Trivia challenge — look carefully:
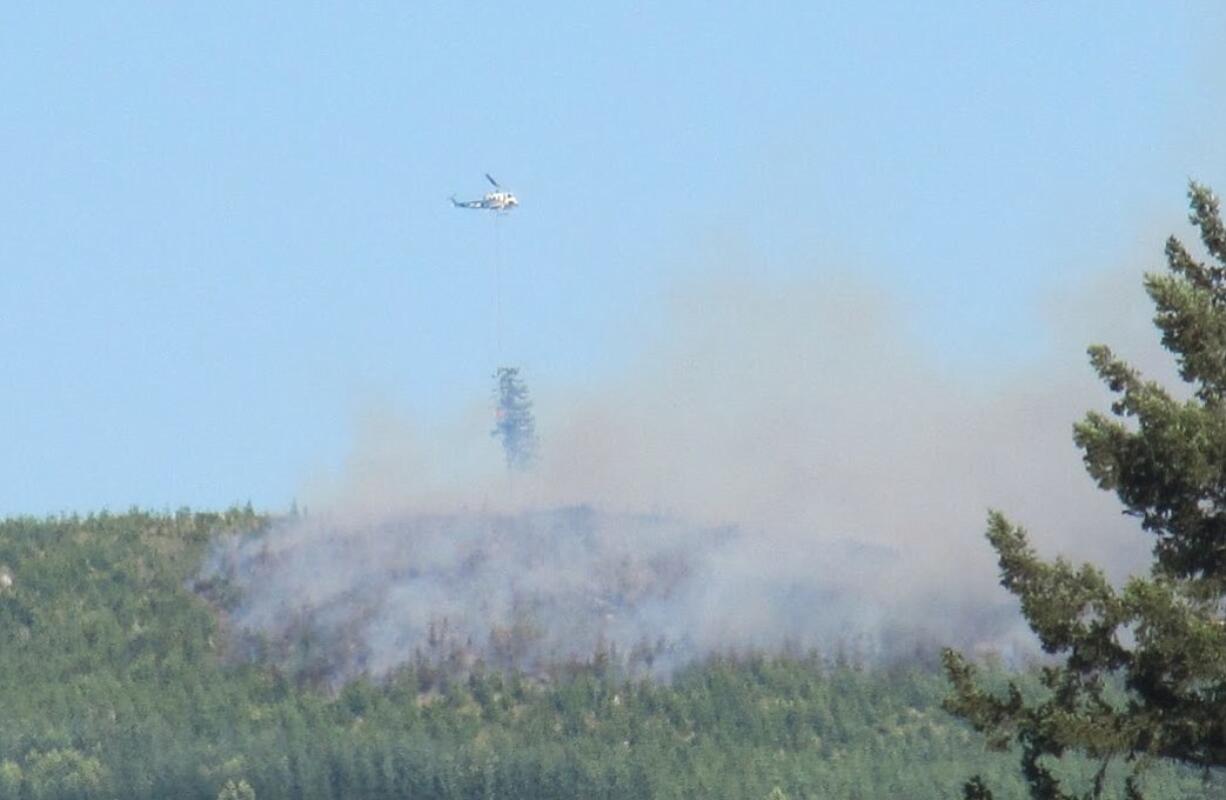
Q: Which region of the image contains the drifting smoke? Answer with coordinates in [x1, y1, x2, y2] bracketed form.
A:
[203, 506, 1000, 683]
[201, 266, 1180, 684]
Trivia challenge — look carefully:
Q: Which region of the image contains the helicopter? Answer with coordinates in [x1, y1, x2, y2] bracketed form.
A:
[451, 174, 519, 213]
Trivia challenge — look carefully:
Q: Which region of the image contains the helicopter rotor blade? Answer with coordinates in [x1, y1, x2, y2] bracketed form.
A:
[485, 173, 500, 188]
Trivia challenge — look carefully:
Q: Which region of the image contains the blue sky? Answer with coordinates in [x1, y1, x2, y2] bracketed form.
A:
[3, 4, 1225, 514]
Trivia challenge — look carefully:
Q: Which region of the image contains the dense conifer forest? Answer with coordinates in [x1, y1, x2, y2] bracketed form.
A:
[0, 511, 1215, 799]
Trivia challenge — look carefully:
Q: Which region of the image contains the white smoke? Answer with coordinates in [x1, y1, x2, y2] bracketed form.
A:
[202, 265, 1179, 682]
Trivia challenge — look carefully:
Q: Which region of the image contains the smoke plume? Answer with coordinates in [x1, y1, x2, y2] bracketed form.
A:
[202, 266, 1179, 683]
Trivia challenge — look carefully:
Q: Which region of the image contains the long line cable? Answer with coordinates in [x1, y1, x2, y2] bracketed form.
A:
[493, 213, 504, 361]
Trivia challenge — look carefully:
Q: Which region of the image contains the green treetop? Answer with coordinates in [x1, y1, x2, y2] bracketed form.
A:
[944, 183, 1226, 800]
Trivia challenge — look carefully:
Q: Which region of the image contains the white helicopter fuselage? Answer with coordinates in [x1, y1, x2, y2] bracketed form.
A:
[483, 191, 518, 211]
[452, 175, 519, 212]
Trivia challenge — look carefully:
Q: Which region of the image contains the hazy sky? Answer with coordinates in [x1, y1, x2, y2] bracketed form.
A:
[4, 4, 1226, 514]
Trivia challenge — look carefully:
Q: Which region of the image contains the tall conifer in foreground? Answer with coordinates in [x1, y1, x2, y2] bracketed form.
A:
[944, 183, 1226, 799]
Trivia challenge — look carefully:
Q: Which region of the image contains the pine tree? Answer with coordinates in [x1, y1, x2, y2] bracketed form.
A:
[944, 183, 1226, 799]
[217, 778, 256, 800]
[492, 366, 538, 471]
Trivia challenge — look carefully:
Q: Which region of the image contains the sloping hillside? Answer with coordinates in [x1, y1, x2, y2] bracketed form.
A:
[0, 511, 1214, 800]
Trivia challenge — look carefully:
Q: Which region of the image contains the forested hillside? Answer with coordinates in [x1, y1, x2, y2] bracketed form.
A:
[0, 511, 1214, 799]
